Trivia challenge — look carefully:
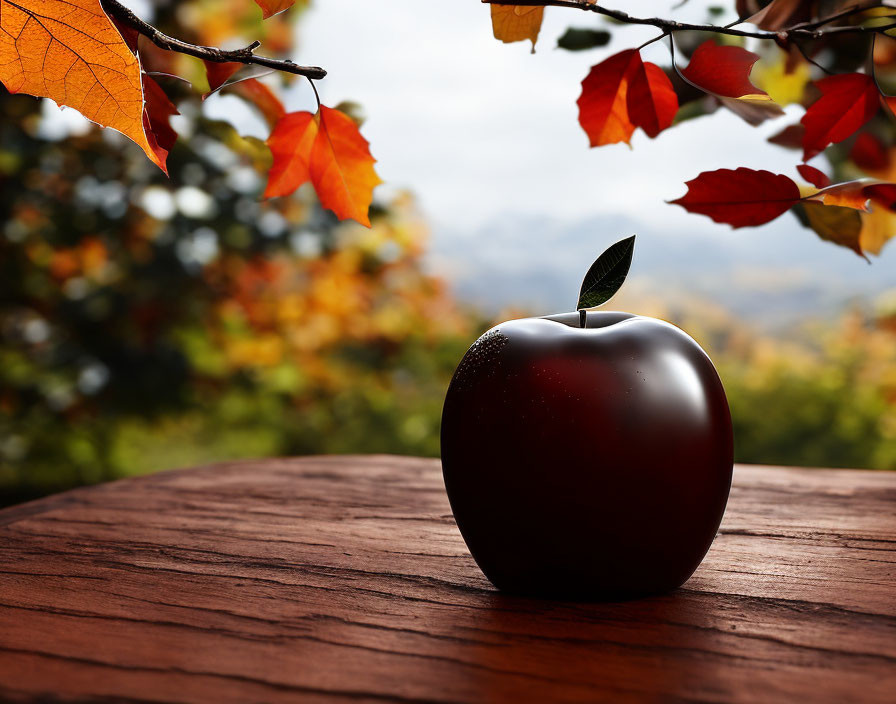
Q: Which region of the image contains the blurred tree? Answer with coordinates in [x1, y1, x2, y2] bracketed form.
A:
[0, 0, 473, 503]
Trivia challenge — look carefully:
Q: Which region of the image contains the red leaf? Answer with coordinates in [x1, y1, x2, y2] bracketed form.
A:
[141, 74, 179, 176]
[740, 0, 811, 30]
[204, 61, 242, 94]
[578, 50, 638, 147]
[224, 79, 286, 130]
[578, 49, 678, 146]
[865, 183, 896, 211]
[626, 61, 678, 138]
[109, 15, 139, 53]
[801, 73, 879, 161]
[850, 133, 891, 173]
[768, 123, 804, 149]
[265, 106, 382, 226]
[797, 164, 830, 188]
[670, 168, 801, 227]
[681, 40, 767, 98]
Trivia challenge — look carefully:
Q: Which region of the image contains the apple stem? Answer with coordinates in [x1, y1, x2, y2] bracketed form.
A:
[579, 309, 587, 328]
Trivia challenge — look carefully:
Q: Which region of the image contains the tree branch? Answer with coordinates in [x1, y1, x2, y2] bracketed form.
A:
[482, 0, 895, 42]
[101, 0, 326, 80]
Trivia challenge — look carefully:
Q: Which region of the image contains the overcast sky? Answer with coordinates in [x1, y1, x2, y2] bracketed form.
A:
[279, 0, 805, 232]
[47, 0, 895, 291]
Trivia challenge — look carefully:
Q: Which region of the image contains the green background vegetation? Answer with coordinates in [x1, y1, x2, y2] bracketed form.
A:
[2, 0, 895, 507]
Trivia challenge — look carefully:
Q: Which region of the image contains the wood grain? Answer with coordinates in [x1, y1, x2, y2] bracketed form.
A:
[0, 456, 894, 703]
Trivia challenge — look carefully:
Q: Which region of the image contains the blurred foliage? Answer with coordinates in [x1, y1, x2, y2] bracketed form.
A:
[1, 0, 894, 508]
[0, 84, 473, 505]
[621, 292, 896, 472]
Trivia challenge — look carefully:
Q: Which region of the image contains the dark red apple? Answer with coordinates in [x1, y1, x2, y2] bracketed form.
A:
[440, 237, 733, 600]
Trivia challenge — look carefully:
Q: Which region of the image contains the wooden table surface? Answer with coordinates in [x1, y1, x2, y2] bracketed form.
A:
[0, 456, 894, 703]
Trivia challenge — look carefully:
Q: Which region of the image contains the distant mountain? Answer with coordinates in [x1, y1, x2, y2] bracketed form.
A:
[427, 212, 895, 330]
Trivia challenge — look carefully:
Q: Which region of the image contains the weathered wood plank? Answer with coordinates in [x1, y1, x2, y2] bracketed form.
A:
[0, 456, 894, 703]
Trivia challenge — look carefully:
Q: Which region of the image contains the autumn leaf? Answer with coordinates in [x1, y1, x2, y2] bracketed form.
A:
[142, 75, 179, 174]
[254, 0, 295, 20]
[490, 5, 544, 48]
[752, 51, 810, 106]
[738, 0, 812, 30]
[801, 73, 880, 162]
[578, 50, 637, 147]
[109, 14, 139, 52]
[626, 60, 678, 138]
[797, 164, 831, 188]
[768, 123, 805, 149]
[850, 133, 891, 174]
[204, 61, 242, 94]
[265, 105, 382, 226]
[0, 0, 163, 170]
[680, 40, 782, 125]
[799, 202, 867, 259]
[859, 206, 896, 255]
[670, 168, 801, 227]
[578, 49, 677, 146]
[681, 40, 767, 99]
[865, 183, 896, 211]
[806, 179, 896, 212]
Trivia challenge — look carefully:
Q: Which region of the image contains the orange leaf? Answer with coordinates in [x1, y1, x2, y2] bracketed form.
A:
[224, 78, 286, 130]
[142, 74, 179, 175]
[801, 73, 879, 162]
[578, 49, 677, 146]
[0, 0, 162, 170]
[670, 168, 801, 227]
[681, 40, 767, 99]
[266, 111, 315, 197]
[254, 0, 295, 20]
[806, 179, 896, 212]
[810, 182, 873, 211]
[265, 106, 382, 227]
[626, 60, 678, 139]
[797, 164, 830, 188]
[490, 5, 544, 48]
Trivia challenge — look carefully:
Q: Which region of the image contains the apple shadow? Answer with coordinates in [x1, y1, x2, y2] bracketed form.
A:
[451, 587, 733, 702]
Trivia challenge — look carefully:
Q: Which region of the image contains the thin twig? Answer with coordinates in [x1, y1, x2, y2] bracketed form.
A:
[101, 0, 326, 80]
[482, 0, 893, 42]
[795, 42, 834, 75]
[789, 3, 882, 31]
[307, 77, 322, 110]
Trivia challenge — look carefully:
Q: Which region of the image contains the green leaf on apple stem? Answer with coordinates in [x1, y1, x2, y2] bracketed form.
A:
[576, 235, 636, 310]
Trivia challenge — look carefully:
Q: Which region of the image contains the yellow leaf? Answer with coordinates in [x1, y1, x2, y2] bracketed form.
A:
[490, 5, 544, 48]
[0, 0, 162, 170]
[753, 55, 811, 106]
[860, 207, 896, 255]
[802, 202, 866, 258]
